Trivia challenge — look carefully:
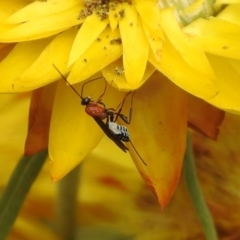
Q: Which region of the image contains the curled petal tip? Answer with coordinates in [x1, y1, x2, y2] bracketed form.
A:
[140, 173, 179, 209]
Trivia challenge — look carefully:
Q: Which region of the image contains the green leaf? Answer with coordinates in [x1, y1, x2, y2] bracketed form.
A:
[0, 149, 48, 239]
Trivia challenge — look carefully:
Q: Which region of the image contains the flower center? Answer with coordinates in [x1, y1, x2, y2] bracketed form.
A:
[79, 0, 131, 20]
[157, 0, 224, 26]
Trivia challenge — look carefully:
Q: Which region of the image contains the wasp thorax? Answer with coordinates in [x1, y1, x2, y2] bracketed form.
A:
[81, 97, 91, 105]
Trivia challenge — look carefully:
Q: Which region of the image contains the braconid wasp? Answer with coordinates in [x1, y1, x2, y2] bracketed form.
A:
[53, 64, 147, 165]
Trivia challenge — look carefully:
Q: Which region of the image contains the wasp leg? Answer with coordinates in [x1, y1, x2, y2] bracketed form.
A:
[115, 91, 134, 124]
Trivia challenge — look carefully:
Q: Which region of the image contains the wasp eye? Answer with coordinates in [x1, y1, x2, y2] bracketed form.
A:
[81, 97, 91, 105]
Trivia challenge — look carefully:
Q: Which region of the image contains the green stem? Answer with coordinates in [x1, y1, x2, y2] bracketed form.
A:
[56, 165, 81, 240]
[0, 149, 48, 239]
[184, 134, 218, 240]
[0, 155, 30, 214]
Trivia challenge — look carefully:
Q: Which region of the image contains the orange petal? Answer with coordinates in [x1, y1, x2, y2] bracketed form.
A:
[25, 83, 57, 156]
[0, 43, 15, 61]
[188, 95, 225, 140]
[123, 72, 188, 209]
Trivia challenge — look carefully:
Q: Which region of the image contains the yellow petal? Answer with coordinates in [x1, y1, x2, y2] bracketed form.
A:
[206, 55, 240, 113]
[0, 38, 53, 93]
[15, 28, 78, 89]
[109, 4, 122, 31]
[6, 0, 81, 24]
[183, 17, 240, 59]
[159, 7, 216, 80]
[25, 83, 57, 156]
[68, 13, 109, 67]
[0, 5, 82, 42]
[215, 0, 240, 5]
[68, 27, 122, 83]
[102, 58, 155, 90]
[0, 1, 31, 34]
[217, 4, 240, 26]
[149, 39, 218, 100]
[188, 95, 225, 140]
[134, 0, 165, 39]
[142, 21, 162, 62]
[49, 78, 125, 180]
[119, 3, 149, 87]
[0, 1, 30, 21]
[123, 72, 188, 208]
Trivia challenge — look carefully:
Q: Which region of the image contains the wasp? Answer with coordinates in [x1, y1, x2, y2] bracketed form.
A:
[106, 92, 147, 165]
[53, 65, 147, 165]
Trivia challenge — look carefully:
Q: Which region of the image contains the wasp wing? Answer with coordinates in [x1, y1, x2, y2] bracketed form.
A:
[93, 117, 129, 152]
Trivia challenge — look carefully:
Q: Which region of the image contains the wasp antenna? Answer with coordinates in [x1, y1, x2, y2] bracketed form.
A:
[52, 64, 82, 99]
[129, 140, 147, 166]
[96, 78, 107, 102]
[81, 76, 106, 100]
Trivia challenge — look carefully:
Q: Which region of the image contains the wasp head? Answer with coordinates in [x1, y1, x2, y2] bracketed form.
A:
[81, 96, 91, 105]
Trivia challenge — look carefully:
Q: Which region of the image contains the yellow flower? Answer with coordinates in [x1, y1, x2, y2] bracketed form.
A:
[0, 0, 238, 208]
[2, 97, 240, 239]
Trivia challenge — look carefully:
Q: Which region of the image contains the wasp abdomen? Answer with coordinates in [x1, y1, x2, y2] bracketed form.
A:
[107, 122, 130, 142]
